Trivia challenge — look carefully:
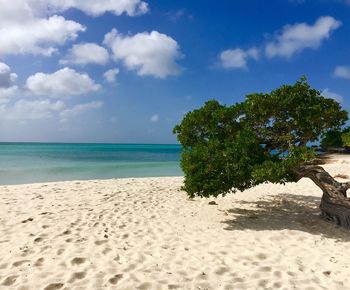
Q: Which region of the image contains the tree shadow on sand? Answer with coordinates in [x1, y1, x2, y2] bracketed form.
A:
[221, 193, 350, 241]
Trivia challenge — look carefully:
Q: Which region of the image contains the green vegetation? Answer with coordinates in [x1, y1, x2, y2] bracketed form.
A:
[174, 77, 350, 229]
[321, 128, 350, 149]
[342, 131, 350, 148]
[321, 130, 343, 149]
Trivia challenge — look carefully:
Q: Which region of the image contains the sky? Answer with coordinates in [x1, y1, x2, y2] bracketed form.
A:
[0, 0, 350, 143]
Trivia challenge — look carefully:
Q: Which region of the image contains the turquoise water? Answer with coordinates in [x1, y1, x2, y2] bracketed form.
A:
[0, 143, 183, 185]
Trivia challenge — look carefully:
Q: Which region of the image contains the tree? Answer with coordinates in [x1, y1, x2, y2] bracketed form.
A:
[321, 127, 350, 149]
[321, 130, 343, 149]
[342, 132, 350, 148]
[174, 77, 350, 229]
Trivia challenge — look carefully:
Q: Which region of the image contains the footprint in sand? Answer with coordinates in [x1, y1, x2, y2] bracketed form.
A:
[273, 282, 282, 288]
[34, 258, 44, 267]
[109, 274, 123, 285]
[2, 275, 18, 286]
[0, 263, 8, 269]
[259, 265, 272, 272]
[43, 283, 64, 290]
[168, 285, 181, 289]
[56, 249, 65, 256]
[102, 247, 112, 255]
[94, 240, 108, 246]
[256, 253, 268, 260]
[137, 282, 153, 289]
[69, 272, 86, 283]
[61, 230, 71, 235]
[273, 271, 282, 278]
[12, 260, 30, 267]
[71, 257, 86, 266]
[214, 267, 229, 275]
[34, 237, 43, 243]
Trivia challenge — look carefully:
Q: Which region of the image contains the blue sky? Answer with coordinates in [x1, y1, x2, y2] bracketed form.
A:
[0, 0, 350, 143]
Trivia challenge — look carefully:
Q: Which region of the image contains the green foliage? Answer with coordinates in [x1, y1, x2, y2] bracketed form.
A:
[174, 77, 348, 198]
[320, 127, 350, 149]
[342, 131, 350, 148]
[321, 130, 343, 149]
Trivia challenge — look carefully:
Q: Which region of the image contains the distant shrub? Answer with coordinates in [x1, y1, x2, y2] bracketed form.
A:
[321, 130, 343, 149]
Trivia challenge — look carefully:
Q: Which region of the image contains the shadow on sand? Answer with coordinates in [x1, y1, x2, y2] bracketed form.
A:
[222, 193, 350, 241]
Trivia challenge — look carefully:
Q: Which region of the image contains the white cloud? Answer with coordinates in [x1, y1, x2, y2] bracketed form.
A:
[333, 66, 350, 79]
[0, 0, 148, 57]
[60, 101, 103, 122]
[0, 87, 19, 101]
[0, 99, 65, 121]
[0, 63, 18, 100]
[104, 68, 120, 83]
[219, 48, 259, 69]
[0, 0, 148, 21]
[322, 88, 343, 103]
[25, 67, 100, 97]
[60, 43, 109, 65]
[47, 0, 149, 17]
[0, 0, 85, 56]
[0, 63, 18, 88]
[104, 28, 183, 78]
[266, 16, 341, 58]
[0, 98, 102, 122]
[150, 114, 159, 122]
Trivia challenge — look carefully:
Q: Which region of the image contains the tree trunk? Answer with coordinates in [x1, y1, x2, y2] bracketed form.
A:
[295, 165, 350, 229]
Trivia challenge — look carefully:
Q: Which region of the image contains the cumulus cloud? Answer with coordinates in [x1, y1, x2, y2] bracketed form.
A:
[219, 48, 259, 69]
[104, 28, 183, 78]
[25, 67, 100, 97]
[0, 0, 85, 56]
[103, 68, 119, 83]
[59, 101, 103, 122]
[0, 63, 18, 88]
[60, 43, 109, 66]
[0, 0, 148, 56]
[266, 16, 341, 58]
[0, 63, 18, 100]
[150, 114, 159, 122]
[0, 99, 65, 121]
[322, 88, 343, 103]
[0, 98, 103, 122]
[104, 68, 120, 83]
[0, 0, 149, 20]
[333, 66, 350, 79]
[0, 87, 19, 102]
[46, 0, 149, 17]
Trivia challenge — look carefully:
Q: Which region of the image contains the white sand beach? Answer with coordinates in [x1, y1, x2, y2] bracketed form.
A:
[1, 155, 350, 290]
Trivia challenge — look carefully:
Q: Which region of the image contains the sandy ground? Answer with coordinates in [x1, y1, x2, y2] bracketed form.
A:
[1, 155, 350, 289]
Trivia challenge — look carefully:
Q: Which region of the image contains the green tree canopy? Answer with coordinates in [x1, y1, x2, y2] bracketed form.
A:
[174, 78, 348, 198]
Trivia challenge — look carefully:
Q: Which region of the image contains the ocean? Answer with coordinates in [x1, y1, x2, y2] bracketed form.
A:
[0, 143, 183, 185]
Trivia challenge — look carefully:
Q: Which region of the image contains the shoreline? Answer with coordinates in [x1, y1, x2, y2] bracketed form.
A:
[0, 174, 184, 187]
[1, 155, 350, 289]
